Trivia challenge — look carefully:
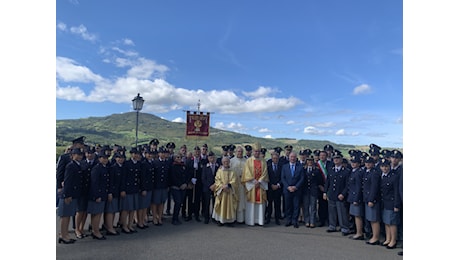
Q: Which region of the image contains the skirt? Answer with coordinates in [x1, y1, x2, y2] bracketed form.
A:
[139, 191, 153, 209]
[57, 198, 78, 217]
[382, 209, 400, 225]
[104, 198, 120, 213]
[119, 194, 138, 211]
[87, 200, 105, 214]
[349, 203, 364, 217]
[365, 202, 381, 222]
[152, 188, 168, 204]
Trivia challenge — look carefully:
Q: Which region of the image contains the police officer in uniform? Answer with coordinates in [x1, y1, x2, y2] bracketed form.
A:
[119, 147, 142, 234]
[323, 151, 352, 235]
[152, 146, 171, 225]
[244, 145, 253, 159]
[87, 149, 111, 240]
[57, 148, 84, 244]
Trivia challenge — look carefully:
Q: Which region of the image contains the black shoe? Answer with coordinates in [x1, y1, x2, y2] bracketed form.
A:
[285, 222, 292, 227]
[275, 220, 281, 225]
[58, 238, 75, 244]
[264, 219, 270, 225]
[91, 233, 106, 240]
[185, 216, 192, 221]
[195, 217, 201, 222]
[75, 233, 85, 239]
[226, 223, 234, 227]
[293, 223, 299, 228]
[349, 235, 364, 240]
[326, 229, 338, 233]
[136, 224, 146, 230]
[106, 231, 120, 236]
[386, 244, 397, 249]
[397, 251, 403, 256]
[366, 240, 380, 245]
[121, 229, 132, 234]
[204, 219, 210, 224]
[342, 231, 352, 236]
[172, 220, 182, 225]
[218, 222, 224, 226]
[318, 221, 325, 227]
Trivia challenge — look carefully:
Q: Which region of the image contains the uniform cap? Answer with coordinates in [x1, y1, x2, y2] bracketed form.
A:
[369, 143, 382, 151]
[364, 156, 375, 163]
[369, 147, 381, 156]
[208, 151, 215, 157]
[221, 145, 229, 151]
[390, 150, 403, 159]
[324, 144, 334, 151]
[272, 147, 282, 154]
[166, 142, 176, 149]
[149, 138, 160, 145]
[85, 146, 96, 154]
[350, 156, 361, 163]
[380, 158, 391, 166]
[228, 144, 236, 151]
[284, 145, 293, 150]
[261, 148, 267, 154]
[129, 147, 141, 154]
[158, 146, 167, 153]
[71, 148, 83, 155]
[245, 145, 253, 151]
[332, 151, 343, 158]
[313, 149, 321, 156]
[72, 136, 86, 144]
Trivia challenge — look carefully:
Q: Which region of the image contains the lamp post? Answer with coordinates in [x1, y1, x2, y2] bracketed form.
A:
[132, 93, 144, 147]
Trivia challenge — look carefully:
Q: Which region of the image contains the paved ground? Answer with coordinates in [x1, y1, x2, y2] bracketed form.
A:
[56, 212, 402, 260]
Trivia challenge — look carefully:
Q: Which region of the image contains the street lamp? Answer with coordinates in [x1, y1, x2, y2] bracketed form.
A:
[132, 93, 144, 147]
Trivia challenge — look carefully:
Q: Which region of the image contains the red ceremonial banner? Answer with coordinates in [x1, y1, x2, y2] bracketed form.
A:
[186, 111, 210, 139]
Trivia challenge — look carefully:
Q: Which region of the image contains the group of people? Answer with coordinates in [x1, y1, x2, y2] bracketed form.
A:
[56, 136, 403, 256]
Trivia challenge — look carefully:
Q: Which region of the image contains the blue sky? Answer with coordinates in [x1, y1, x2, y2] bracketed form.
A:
[56, 0, 403, 148]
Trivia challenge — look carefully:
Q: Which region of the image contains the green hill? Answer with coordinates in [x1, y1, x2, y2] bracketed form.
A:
[56, 112, 379, 159]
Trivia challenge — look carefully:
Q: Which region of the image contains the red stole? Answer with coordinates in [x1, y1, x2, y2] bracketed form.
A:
[254, 159, 262, 203]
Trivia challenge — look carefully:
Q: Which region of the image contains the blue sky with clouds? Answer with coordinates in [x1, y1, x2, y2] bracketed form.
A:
[56, 0, 402, 148]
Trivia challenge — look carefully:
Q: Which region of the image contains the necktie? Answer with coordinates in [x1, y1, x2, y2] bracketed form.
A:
[291, 165, 295, 176]
[273, 164, 277, 172]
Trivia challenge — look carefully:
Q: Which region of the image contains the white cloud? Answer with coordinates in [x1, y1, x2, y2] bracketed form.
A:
[123, 38, 135, 46]
[214, 122, 245, 132]
[353, 84, 372, 95]
[69, 24, 97, 42]
[303, 126, 325, 135]
[264, 135, 273, 139]
[57, 22, 67, 31]
[171, 117, 184, 123]
[336, 129, 345, 135]
[258, 128, 271, 133]
[243, 86, 276, 98]
[127, 58, 169, 79]
[56, 55, 302, 114]
[286, 120, 295, 125]
[56, 57, 104, 83]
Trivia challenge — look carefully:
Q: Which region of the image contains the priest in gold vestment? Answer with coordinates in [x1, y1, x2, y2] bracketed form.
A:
[241, 143, 269, 226]
[212, 156, 239, 225]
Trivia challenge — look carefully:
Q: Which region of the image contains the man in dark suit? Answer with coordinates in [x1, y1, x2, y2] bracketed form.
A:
[317, 150, 333, 227]
[201, 151, 219, 224]
[265, 151, 282, 225]
[281, 151, 305, 228]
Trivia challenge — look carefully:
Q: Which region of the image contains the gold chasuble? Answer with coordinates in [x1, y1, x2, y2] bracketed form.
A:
[213, 167, 239, 223]
[242, 157, 269, 204]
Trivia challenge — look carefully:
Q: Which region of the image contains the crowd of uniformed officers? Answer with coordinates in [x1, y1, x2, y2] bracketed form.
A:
[56, 136, 403, 255]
